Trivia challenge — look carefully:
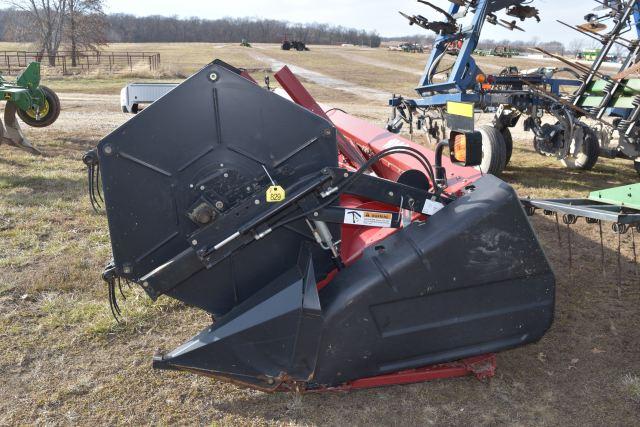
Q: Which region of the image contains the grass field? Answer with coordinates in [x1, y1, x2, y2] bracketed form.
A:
[1, 43, 639, 425]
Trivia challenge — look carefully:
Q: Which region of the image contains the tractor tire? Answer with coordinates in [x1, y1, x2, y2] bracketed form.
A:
[17, 86, 61, 128]
[560, 126, 599, 170]
[634, 161, 640, 176]
[500, 127, 514, 167]
[477, 125, 507, 176]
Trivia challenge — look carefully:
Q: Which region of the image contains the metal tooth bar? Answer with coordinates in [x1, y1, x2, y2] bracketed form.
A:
[624, 95, 640, 136]
[524, 199, 640, 224]
[599, 220, 606, 278]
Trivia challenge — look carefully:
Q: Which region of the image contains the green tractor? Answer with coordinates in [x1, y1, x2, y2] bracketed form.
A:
[0, 62, 61, 155]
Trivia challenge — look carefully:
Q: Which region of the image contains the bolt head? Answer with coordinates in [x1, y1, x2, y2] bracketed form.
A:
[191, 239, 198, 246]
[388, 191, 394, 197]
[103, 145, 113, 155]
[255, 200, 260, 205]
[215, 201, 224, 210]
[142, 281, 149, 288]
[200, 186, 205, 191]
[209, 72, 218, 82]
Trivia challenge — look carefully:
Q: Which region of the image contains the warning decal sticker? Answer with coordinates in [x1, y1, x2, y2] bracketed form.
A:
[344, 210, 393, 228]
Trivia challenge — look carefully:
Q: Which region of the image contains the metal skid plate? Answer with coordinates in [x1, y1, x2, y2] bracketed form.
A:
[154, 248, 323, 391]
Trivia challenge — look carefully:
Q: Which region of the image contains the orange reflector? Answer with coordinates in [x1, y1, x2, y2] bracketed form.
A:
[453, 133, 467, 163]
[476, 74, 486, 84]
[449, 131, 483, 167]
[481, 83, 492, 90]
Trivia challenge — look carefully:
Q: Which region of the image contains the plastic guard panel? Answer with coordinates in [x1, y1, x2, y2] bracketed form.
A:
[313, 175, 555, 387]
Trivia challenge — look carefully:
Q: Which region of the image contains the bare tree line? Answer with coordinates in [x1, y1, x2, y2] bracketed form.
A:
[0, 7, 382, 50]
[105, 14, 381, 47]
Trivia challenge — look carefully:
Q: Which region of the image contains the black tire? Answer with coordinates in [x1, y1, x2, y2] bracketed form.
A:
[560, 125, 599, 170]
[500, 127, 514, 167]
[477, 125, 507, 176]
[131, 104, 140, 114]
[635, 161, 640, 176]
[17, 86, 61, 128]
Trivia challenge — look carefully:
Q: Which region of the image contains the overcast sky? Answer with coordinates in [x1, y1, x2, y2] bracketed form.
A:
[104, 0, 590, 42]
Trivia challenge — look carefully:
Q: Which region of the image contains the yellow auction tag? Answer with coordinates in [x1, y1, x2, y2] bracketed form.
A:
[266, 186, 286, 203]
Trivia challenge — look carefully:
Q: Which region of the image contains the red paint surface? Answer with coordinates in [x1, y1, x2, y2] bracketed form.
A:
[327, 110, 482, 192]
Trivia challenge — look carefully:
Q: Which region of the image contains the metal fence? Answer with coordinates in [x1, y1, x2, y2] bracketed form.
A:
[0, 51, 162, 75]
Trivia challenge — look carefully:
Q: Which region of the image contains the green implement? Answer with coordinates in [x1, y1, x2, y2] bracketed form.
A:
[0, 62, 61, 155]
[589, 183, 640, 211]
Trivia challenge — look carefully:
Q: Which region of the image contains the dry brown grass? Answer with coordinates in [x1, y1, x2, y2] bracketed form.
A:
[1, 43, 639, 426]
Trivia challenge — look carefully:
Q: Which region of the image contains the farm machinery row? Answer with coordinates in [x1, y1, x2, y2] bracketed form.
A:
[392, 0, 640, 176]
[396, 0, 640, 290]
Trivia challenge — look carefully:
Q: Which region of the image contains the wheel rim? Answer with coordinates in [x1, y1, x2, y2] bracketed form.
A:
[560, 126, 597, 169]
[24, 99, 50, 120]
[567, 127, 587, 165]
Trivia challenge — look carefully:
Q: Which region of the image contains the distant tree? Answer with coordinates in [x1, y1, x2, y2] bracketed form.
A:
[539, 41, 564, 55]
[3, 0, 67, 65]
[569, 38, 585, 55]
[66, 0, 106, 66]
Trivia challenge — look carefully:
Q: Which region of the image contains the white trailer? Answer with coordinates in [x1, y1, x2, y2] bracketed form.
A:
[120, 83, 179, 114]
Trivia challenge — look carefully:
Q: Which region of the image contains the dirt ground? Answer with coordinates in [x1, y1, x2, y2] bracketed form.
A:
[1, 43, 639, 426]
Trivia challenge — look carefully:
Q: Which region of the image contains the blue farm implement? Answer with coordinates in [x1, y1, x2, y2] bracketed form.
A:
[390, 0, 640, 176]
